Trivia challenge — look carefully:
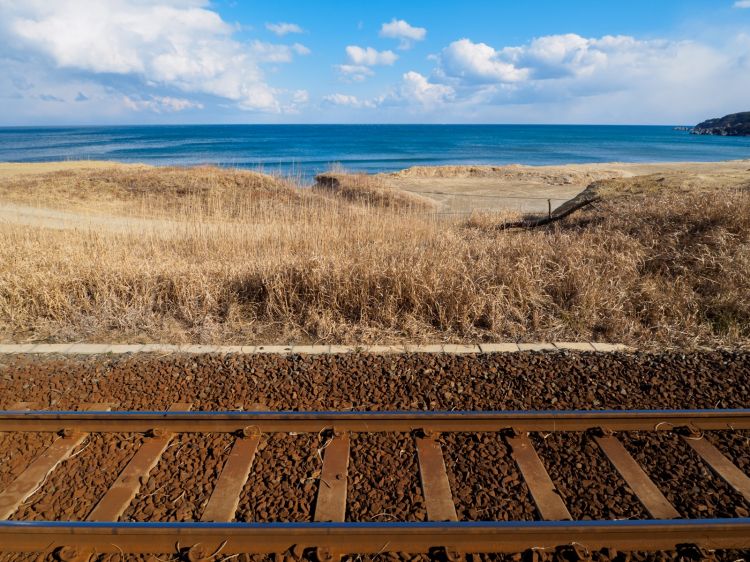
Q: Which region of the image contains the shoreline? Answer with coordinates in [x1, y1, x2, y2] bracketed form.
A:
[2, 158, 749, 214]
[1, 156, 749, 171]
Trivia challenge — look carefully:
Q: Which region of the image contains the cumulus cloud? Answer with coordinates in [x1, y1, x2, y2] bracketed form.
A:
[265, 22, 303, 36]
[345, 45, 398, 66]
[437, 39, 529, 84]
[434, 34, 725, 89]
[323, 93, 374, 108]
[385, 71, 454, 106]
[250, 41, 310, 63]
[292, 90, 309, 104]
[0, 0, 308, 113]
[379, 19, 426, 50]
[336, 64, 375, 82]
[123, 95, 203, 113]
[425, 32, 750, 123]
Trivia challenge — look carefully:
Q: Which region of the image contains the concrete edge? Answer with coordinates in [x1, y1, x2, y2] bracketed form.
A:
[0, 342, 632, 355]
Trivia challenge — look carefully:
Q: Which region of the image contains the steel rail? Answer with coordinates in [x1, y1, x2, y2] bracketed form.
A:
[3, 519, 750, 554]
[1, 408, 749, 433]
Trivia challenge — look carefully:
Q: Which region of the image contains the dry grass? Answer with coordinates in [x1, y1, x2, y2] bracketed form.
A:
[0, 166, 308, 219]
[314, 170, 438, 211]
[1, 166, 748, 348]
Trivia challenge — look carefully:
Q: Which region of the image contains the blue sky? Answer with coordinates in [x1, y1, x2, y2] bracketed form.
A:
[1, 0, 749, 125]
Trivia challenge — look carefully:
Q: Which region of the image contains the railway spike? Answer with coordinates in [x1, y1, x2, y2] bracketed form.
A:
[445, 546, 462, 562]
[184, 546, 210, 562]
[429, 546, 463, 562]
[291, 544, 306, 560]
[675, 424, 702, 438]
[315, 546, 342, 562]
[595, 426, 614, 437]
[239, 425, 261, 438]
[676, 543, 713, 560]
[54, 546, 93, 562]
[182, 542, 227, 562]
[59, 428, 75, 439]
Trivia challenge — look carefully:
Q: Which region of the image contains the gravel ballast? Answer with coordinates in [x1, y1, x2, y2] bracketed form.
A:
[0, 351, 747, 412]
[1, 350, 749, 561]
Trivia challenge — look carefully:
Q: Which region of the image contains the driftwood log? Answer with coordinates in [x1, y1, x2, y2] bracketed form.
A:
[498, 188, 600, 230]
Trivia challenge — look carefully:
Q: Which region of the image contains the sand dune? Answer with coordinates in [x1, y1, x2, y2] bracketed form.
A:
[379, 159, 750, 213]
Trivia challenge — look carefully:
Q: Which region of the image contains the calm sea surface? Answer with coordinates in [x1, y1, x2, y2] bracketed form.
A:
[1, 125, 749, 179]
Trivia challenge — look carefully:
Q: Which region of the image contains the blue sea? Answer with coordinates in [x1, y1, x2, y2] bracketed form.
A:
[1, 125, 749, 179]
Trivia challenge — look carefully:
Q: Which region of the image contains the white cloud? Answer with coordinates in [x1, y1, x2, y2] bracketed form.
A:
[265, 22, 303, 36]
[335, 64, 375, 82]
[292, 90, 309, 104]
[734, 1, 750, 7]
[436, 34, 726, 89]
[250, 41, 310, 63]
[322, 93, 374, 108]
[437, 39, 529, 84]
[379, 72, 454, 108]
[424, 32, 750, 123]
[373, 71, 456, 112]
[345, 45, 398, 66]
[123, 95, 203, 113]
[279, 89, 309, 114]
[324, 73, 452, 112]
[379, 19, 426, 50]
[0, 0, 309, 113]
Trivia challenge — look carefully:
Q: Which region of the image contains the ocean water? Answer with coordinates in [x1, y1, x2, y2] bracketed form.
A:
[1, 124, 749, 179]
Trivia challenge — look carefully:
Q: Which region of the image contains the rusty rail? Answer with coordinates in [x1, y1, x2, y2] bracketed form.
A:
[1, 408, 749, 433]
[1, 407, 750, 558]
[2, 519, 750, 555]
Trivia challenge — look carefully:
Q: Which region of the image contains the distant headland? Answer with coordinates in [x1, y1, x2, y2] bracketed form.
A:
[690, 111, 750, 136]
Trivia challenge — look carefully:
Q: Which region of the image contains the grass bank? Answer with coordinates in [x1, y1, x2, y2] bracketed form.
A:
[1, 164, 748, 348]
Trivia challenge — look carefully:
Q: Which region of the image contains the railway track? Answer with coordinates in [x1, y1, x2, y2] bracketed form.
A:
[1, 406, 750, 560]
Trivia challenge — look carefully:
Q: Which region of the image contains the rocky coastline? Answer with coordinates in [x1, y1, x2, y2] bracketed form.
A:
[691, 111, 750, 136]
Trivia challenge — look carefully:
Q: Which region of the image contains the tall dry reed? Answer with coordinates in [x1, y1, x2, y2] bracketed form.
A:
[0, 167, 748, 348]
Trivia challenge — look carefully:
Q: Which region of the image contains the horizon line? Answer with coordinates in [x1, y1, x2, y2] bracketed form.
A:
[0, 122, 693, 129]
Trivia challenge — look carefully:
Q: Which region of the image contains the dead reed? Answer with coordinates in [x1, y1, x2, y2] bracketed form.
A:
[0, 166, 748, 348]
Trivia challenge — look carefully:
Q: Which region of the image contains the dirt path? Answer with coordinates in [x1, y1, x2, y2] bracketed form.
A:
[0, 160, 150, 179]
[0, 201, 174, 233]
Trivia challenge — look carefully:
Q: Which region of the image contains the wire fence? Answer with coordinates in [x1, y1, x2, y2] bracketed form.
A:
[399, 188, 572, 202]
[396, 189, 576, 219]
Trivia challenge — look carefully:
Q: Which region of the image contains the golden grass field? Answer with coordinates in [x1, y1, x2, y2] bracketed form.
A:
[0, 161, 748, 348]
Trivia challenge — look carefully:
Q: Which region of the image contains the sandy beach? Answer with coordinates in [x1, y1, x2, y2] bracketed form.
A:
[378, 159, 750, 213]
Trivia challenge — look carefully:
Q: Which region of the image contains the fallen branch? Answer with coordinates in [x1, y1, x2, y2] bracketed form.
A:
[498, 194, 600, 230]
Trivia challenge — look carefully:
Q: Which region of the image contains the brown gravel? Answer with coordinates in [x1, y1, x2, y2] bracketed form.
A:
[531, 432, 649, 521]
[122, 433, 233, 521]
[621, 431, 750, 519]
[347, 433, 426, 521]
[708, 429, 750, 489]
[0, 432, 55, 491]
[2, 351, 750, 561]
[442, 432, 536, 521]
[0, 555, 178, 562]
[236, 433, 323, 522]
[11, 433, 142, 521]
[0, 351, 747, 412]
